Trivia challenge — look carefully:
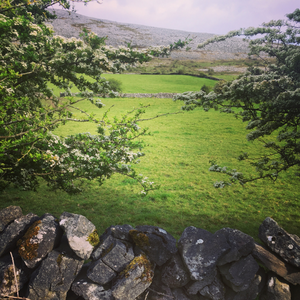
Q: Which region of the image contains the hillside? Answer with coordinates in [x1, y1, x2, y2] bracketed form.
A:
[46, 9, 250, 61]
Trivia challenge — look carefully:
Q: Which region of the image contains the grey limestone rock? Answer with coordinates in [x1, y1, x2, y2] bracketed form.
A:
[101, 239, 134, 272]
[72, 279, 113, 300]
[146, 266, 175, 300]
[130, 225, 177, 266]
[101, 224, 134, 242]
[185, 268, 217, 295]
[112, 254, 154, 300]
[252, 242, 300, 285]
[87, 259, 117, 285]
[0, 206, 23, 232]
[91, 234, 116, 261]
[225, 267, 266, 300]
[218, 254, 259, 292]
[178, 226, 230, 281]
[0, 213, 39, 257]
[18, 213, 63, 269]
[259, 217, 300, 268]
[161, 252, 190, 288]
[215, 228, 255, 266]
[260, 273, 291, 300]
[147, 283, 173, 300]
[59, 212, 97, 260]
[171, 288, 201, 300]
[27, 240, 84, 300]
[199, 275, 226, 300]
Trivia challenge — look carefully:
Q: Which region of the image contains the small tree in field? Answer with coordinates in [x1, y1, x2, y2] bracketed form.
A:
[0, 0, 184, 194]
[174, 9, 300, 187]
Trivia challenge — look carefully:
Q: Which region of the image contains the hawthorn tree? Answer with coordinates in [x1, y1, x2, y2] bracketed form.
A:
[174, 9, 300, 187]
[0, 0, 184, 194]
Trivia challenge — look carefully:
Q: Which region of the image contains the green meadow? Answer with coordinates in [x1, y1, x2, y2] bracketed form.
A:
[1, 73, 299, 241]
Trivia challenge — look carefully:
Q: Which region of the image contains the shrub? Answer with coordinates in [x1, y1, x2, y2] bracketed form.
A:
[107, 78, 123, 93]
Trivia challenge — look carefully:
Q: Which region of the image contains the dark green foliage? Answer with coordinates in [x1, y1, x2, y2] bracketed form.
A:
[200, 84, 211, 94]
[107, 78, 123, 93]
[174, 8, 300, 187]
[0, 0, 175, 194]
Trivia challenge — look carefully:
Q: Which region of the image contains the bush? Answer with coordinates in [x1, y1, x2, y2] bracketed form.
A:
[200, 84, 211, 94]
[107, 78, 123, 93]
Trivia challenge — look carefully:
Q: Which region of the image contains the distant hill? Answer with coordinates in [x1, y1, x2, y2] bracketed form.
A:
[46, 9, 250, 60]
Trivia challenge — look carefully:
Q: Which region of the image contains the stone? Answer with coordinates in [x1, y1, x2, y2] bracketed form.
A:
[91, 234, 116, 261]
[146, 266, 175, 300]
[252, 243, 300, 285]
[0, 206, 23, 232]
[129, 225, 177, 266]
[260, 273, 291, 300]
[161, 252, 190, 288]
[199, 275, 226, 300]
[147, 283, 173, 300]
[101, 224, 134, 242]
[0, 213, 39, 257]
[101, 239, 134, 272]
[224, 268, 266, 300]
[218, 254, 259, 292]
[178, 226, 230, 281]
[185, 268, 216, 295]
[59, 212, 98, 260]
[27, 236, 84, 300]
[17, 213, 63, 269]
[91, 234, 134, 274]
[112, 254, 154, 300]
[215, 228, 255, 265]
[259, 217, 300, 268]
[87, 259, 117, 285]
[0, 251, 31, 296]
[71, 279, 113, 300]
[171, 288, 200, 300]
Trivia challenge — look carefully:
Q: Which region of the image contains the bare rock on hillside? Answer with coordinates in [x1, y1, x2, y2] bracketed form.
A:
[46, 9, 250, 61]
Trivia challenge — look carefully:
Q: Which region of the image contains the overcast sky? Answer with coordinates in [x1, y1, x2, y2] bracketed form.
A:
[67, 0, 299, 34]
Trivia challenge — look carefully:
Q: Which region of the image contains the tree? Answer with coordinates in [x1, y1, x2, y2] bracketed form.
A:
[173, 9, 300, 187]
[0, 0, 183, 194]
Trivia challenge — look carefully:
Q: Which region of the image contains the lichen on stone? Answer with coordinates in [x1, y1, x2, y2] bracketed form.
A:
[120, 254, 153, 283]
[17, 220, 41, 260]
[87, 229, 100, 247]
[0, 265, 20, 295]
[129, 230, 150, 249]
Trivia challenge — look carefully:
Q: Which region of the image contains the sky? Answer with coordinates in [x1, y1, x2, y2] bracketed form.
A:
[66, 0, 300, 35]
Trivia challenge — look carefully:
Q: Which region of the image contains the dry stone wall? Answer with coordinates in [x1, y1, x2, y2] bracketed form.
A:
[0, 206, 300, 300]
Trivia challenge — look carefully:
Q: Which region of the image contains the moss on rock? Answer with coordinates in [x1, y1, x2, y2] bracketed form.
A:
[17, 220, 41, 261]
[129, 230, 150, 249]
[87, 229, 100, 247]
[120, 254, 153, 283]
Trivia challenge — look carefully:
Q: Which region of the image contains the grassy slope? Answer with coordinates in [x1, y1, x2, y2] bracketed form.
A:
[1, 73, 299, 241]
[102, 74, 216, 93]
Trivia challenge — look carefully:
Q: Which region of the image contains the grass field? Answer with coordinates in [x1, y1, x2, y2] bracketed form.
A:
[1, 72, 299, 242]
[102, 74, 217, 93]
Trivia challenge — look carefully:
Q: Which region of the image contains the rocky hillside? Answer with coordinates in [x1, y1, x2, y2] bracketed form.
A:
[46, 9, 250, 61]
